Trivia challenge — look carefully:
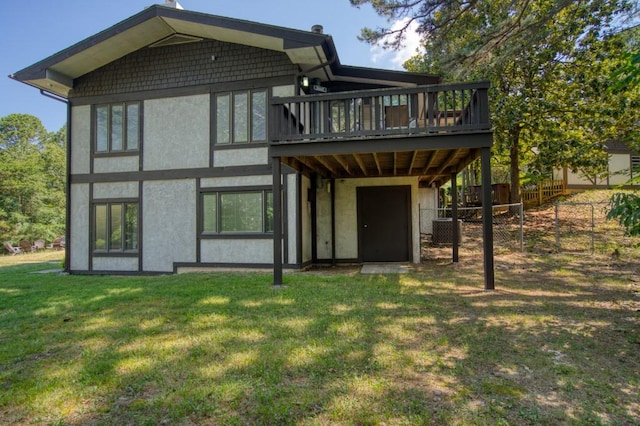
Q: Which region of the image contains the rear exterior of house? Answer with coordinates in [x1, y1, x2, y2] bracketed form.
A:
[11, 4, 495, 285]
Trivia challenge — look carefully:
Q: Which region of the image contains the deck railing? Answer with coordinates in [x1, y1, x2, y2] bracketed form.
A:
[270, 81, 491, 143]
[521, 179, 566, 206]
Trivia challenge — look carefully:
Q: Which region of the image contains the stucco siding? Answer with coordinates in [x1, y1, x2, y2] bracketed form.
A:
[92, 257, 138, 272]
[272, 85, 295, 97]
[200, 239, 272, 264]
[93, 181, 139, 199]
[93, 156, 139, 173]
[609, 153, 631, 185]
[213, 147, 268, 167]
[317, 177, 420, 263]
[143, 95, 210, 171]
[316, 181, 332, 259]
[143, 180, 196, 272]
[70, 184, 90, 271]
[200, 175, 271, 188]
[567, 170, 606, 186]
[70, 105, 91, 175]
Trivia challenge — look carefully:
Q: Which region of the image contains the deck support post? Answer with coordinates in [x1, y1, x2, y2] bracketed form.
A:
[481, 147, 495, 290]
[330, 178, 336, 266]
[451, 171, 459, 264]
[272, 157, 283, 286]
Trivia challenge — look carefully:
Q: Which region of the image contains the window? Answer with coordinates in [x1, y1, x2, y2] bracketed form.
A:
[633, 156, 640, 180]
[215, 90, 267, 144]
[94, 202, 139, 252]
[95, 102, 140, 153]
[202, 190, 273, 234]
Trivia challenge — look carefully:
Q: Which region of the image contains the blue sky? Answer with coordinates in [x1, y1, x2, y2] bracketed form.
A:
[1, 0, 422, 132]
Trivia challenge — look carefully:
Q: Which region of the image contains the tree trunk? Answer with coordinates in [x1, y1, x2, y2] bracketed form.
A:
[509, 127, 521, 204]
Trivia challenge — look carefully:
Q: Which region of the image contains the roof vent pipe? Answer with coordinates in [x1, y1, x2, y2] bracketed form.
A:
[164, 0, 184, 9]
[311, 25, 324, 34]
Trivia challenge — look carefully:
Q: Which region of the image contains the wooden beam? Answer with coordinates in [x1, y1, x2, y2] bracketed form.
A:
[428, 149, 460, 185]
[270, 131, 493, 158]
[393, 152, 398, 176]
[297, 156, 331, 178]
[373, 152, 382, 175]
[332, 154, 352, 176]
[314, 156, 338, 175]
[353, 153, 368, 176]
[454, 148, 481, 174]
[281, 157, 313, 178]
[421, 150, 438, 175]
[408, 150, 418, 175]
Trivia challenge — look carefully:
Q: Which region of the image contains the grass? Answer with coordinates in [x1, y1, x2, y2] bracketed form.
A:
[1, 248, 638, 425]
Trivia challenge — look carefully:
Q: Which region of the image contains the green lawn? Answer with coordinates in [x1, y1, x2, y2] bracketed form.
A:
[0, 251, 638, 425]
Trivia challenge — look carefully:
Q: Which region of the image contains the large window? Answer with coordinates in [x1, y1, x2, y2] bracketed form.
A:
[202, 190, 273, 234]
[215, 90, 267, 144]
[94, 202, 139, 253]
[95, 102, 140, 153]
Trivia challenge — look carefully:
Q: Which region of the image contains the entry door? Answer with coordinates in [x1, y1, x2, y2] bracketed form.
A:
[357, 185, 411, 262]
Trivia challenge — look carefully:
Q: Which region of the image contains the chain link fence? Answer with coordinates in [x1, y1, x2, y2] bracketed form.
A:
[554, 201, 615, 254]
[421, 196, 634, 260]
[420, 203, 523, 260]
[521, 196, 632, 256]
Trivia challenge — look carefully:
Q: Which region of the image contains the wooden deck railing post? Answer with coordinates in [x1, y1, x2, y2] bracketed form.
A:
[538, 181, 543, 206]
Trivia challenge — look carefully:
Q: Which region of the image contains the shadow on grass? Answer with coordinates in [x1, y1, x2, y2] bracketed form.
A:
[0, 257, 638, 425]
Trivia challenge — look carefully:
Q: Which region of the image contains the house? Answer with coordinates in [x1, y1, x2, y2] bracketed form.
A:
[11, 3, 495, 288]
[556, 141, 640, 190]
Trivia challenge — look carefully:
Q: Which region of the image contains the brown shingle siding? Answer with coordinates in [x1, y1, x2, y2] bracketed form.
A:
[72, 39, 297, 97]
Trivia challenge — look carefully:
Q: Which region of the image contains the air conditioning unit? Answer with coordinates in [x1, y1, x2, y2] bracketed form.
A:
[432, 218, 462, 245]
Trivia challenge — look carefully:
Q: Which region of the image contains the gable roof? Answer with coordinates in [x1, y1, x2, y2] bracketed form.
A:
[10, 5, 439, 98]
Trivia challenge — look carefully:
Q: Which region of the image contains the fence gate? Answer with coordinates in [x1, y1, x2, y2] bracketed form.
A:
[554, 201, 610, 254]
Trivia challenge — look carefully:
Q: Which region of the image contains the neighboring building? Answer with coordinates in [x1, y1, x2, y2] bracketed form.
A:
[11, 3, 495, 286]
[557, 141, 640, 190]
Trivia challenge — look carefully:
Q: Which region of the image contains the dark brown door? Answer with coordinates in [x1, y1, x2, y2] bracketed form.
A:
[357, 185, 411, 262]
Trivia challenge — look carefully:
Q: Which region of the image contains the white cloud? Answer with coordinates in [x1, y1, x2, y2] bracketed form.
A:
[369, 18, 423, 70]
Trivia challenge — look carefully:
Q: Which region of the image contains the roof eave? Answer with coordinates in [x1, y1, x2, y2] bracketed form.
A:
[10, 5, 333, 99]
[10, 4, 440, 97]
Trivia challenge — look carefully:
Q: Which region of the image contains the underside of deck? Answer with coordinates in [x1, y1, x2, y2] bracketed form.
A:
[269, 81, 496, 290]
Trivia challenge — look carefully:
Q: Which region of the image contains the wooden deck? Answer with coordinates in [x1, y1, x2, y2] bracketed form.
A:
[269, 81, 492, 187]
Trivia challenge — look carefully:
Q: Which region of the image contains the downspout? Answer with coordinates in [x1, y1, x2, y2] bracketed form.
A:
[330, 178, 336, 266]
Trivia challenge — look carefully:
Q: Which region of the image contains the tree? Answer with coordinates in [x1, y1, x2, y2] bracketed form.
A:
[351, 0, 638, 202]
[608, 192, 640, 237]
[606, 26, 640, 238]
[0, 114, 66, 244]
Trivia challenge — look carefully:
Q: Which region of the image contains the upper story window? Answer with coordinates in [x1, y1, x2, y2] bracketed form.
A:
[95, 102, 140, 153]
[215, 90, 267, 144]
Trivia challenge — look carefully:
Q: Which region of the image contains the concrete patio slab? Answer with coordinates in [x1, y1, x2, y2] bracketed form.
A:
[360, 263, 411, 274]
